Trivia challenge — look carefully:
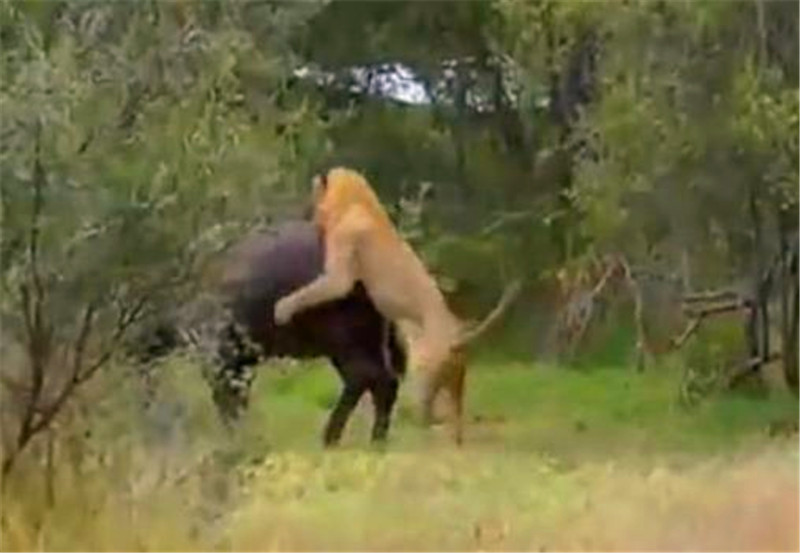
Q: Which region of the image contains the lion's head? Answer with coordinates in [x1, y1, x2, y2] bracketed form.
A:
[312, 167, 394, 233]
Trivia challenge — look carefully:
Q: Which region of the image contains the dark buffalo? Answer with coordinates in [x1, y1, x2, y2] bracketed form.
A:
[199, 221, 406, 446]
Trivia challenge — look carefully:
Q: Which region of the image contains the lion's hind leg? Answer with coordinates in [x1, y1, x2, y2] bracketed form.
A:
[442, 352, 466, 445]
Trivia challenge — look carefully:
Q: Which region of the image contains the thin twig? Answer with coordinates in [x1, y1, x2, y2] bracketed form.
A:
[71, 304, 97, 379]
[727, 353, 781, 388]
[683, 301, 747, 319]
[28, 295, 150, 438]
[16, 127, 49, 453]
[682, 290, 740, 304]
[670, 317, 703, 350]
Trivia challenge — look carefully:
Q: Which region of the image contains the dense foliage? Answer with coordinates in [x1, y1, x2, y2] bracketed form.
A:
[1, 0, 797, 475]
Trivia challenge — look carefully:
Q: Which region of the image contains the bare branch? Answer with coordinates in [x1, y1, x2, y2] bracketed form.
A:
[682, 290, 740, 304]
[71, 304, 97, 379]
[589, 261, 620, 297]
[683, 301, 748, 319]
[613, 256, 656, 371]
[14, 129, 51, 457]
[3, 293, 153, 477]
[30, 160, 45, 304]
[670, 317, 703, 350]
[479, 210, 538, 237]
[18, 284, 33, 346]
[31, 293, 149, 434]
[727, 353, 781, 388]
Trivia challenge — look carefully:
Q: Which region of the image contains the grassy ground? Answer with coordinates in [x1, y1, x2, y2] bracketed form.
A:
[2, 358, 798, 551]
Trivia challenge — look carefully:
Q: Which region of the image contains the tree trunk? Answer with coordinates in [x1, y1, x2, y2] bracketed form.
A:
[681, 248, 692, 291]
[453, 63, 470, 203]
[781, 227, 799, 393]
[785, 272, 799, 394]
[747, 186, 767, 374]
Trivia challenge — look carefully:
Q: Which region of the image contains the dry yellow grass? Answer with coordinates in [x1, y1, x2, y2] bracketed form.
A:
[2, 360, 797, 552]
[226, 445, 799, 552]
[6, 442, 794, 551]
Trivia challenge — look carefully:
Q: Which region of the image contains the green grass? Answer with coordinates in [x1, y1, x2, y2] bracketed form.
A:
[3, 358, 798, 551]
[246, 360, 797, 463]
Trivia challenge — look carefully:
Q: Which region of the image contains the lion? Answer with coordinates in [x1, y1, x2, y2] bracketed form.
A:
[274, 167, 520, 443]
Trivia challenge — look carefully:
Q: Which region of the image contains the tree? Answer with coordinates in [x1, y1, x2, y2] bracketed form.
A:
[562, 1, 798, 382]
[0, 1, 321, 475]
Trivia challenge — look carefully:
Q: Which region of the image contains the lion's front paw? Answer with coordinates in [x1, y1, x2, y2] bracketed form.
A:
[274, 298, 294, 325]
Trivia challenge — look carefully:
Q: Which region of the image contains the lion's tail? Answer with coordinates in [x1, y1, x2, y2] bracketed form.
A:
[454, 280, 522, 349]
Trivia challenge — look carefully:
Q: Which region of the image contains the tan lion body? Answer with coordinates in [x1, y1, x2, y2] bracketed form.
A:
[275, 167, 515, 443]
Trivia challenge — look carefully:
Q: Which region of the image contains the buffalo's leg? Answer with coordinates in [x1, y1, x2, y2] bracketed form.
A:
[369, 376, 399, 443]
[324, 358, 368, 447]
[323, 383, 365, 446]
